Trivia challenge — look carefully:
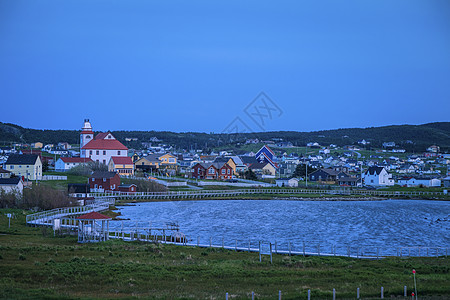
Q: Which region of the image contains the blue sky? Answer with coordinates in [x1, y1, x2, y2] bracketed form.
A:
[1, 0, 449, 133]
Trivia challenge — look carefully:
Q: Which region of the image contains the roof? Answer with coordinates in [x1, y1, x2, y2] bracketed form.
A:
[119, 184, 137, 188]
[110, 156, 133, 165]
[90, 171, 118, 179]
[95, 132, 110, 140]
[81, 139, 128, 150]
[0, 168, 11, 174]
[5, 154, 39, 165]
[276, 177, 299, 181]
[76, 211, 111, 220]
[249, 162, 269, 170]
[365, 166, 385, 175]
[60, 157, 93, 163]
[0, 177, 21, 185]
[338, 177, 361, 182]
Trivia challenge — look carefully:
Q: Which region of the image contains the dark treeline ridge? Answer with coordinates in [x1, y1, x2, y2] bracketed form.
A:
[1, 122, 449, 153]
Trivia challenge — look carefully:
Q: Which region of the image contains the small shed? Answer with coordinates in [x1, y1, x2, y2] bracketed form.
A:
[76, 211, 111, 243]
[118, 184, 137, 193]
[275, 177, 299, 187]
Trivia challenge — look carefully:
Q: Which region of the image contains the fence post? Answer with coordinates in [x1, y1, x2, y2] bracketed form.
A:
[307, 289, 311, 300]
[259, 241, 262, 262]
[251, 291, 254, 300]
[333, 288, 336, 300]
[279, 290, 281, 300]
[404, 286, 407, 297]
[270, 243, 273, 264]
[381, 286, 384, 299]
[317, 244, 320, 256]
[357, 287, 360, 299]
[225, 292, 228, 300]
[248, 240, 251, 252]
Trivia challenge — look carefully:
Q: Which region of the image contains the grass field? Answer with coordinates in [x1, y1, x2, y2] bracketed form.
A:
[0, 208, 449, 299]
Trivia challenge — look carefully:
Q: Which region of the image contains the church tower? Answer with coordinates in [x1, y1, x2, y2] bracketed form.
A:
[80, 119, 94, 149]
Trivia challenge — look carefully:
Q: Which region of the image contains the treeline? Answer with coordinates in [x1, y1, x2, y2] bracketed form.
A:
[1, 121, 450, 152]
[0, 185, 78, 210]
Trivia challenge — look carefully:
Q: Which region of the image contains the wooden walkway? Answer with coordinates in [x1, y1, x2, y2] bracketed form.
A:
[26, 198, 115, 228]
[91, 188, 446, 200]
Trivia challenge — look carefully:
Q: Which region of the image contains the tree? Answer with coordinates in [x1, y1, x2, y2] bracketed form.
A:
[242, 169, 257, 180]
[42, 161, 49, 172]
[293, 164, 307, 177]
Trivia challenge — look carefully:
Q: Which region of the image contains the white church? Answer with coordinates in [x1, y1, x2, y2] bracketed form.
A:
[80, 119, 128, 164]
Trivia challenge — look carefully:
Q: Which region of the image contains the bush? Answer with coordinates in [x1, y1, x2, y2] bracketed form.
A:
[125, 179, 167, 193]
[22, 184, 78, 210]
[0, 189, 22, 209]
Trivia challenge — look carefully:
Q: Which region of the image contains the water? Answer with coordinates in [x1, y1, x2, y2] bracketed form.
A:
[110, 199, 450, 256]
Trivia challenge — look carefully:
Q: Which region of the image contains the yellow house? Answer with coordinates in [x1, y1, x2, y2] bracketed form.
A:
[108, 156, 134, 176]
[134, 153, 178, 172]
[31, 142, 43, 149]
[159, 153, 177, 170]
[5, 154, 42, 180]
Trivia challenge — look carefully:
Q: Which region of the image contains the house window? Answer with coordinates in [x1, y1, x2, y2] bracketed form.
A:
[103, 150, 106, 155]
[103, 178, 106, 182]
[103, 160, 106, 164]
[96, 150, 99, 155]
[118, 151, 121, 155]
[94, 184, 98, 189]
[198, 168, 201, 174]
[227, 169, 231, 174]
[10, 166, 14, 169]
[221, 169, 226, 174]
[169, 158, 175, 163]
[89, 150, 93, 155]
[208, 168, 215, 174]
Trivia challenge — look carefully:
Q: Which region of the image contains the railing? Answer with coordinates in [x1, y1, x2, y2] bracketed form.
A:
[90, 188, 446, 199]
[26, 198, 115, 227]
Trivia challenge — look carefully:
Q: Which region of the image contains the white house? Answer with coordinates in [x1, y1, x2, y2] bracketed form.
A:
[80, 119, 128, 165]
[397, 177, 441, 187]
[363, 166, 394, 186]
[0, 177, 24, 194]
[55, 157, 93, 172]
[275, 177, 299, 187]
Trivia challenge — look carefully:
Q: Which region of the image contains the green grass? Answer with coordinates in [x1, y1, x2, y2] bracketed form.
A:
[40, 172, 89, 191]
[1, 209, 449, 299]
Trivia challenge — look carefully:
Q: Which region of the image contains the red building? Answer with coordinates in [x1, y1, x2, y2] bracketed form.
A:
[191, 162, 233, 180]
[89, 171, 120, 192]
[118, 184, 137, 193]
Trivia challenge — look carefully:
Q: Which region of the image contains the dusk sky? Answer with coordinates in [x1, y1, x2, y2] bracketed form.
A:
[1, 0, 449, 133]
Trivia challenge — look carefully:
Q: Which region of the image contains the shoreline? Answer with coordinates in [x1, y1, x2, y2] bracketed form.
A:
[115, 195, 448, 205]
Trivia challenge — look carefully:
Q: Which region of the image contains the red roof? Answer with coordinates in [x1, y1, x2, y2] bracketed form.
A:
[81, 139, 128, 150]
[76, 211, 111, 220]
[60, 157, 93, 163]
[95, 132, 110, 140]
[111, 156, 133, 164]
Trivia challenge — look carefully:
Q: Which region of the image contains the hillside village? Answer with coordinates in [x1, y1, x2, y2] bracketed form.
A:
[1, 119, 450, 195]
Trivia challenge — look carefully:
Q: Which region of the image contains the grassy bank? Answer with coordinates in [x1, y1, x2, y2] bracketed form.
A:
[0, 209, 449, 299]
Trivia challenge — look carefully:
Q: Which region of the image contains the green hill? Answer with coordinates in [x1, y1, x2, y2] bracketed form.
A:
[1, 122, 449, 152]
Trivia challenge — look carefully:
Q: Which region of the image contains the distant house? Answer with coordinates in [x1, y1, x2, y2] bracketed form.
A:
[5, 154, 42, 180]
[397, 176, 441, 187]
[0, 168, 12, 179]
[426, 145, 440, 153]
[134, 153, 177, 173]
[363, 166, 394, 186]
[89, 171, 121, 192]
[191, 162, 233, 180]
[308, 168, 348, 183]
[31, 142, 43, 149]
[58, 142, 72, 150]
[443, 177, 450, 188]
[249, 162, 276, 177]
[338, 177, 362, 187]
[118, 184, 137, 193]
[55, 157, 93, 172]
[255, 145, 278, 170]
[275, 178, 299, 187]
[0, 177, 24, 194]
[108, 156, 134, 176]
[68, 183, 91, 198]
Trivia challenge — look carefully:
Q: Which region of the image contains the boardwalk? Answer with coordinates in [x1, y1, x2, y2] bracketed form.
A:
[91, 188, 446, 201]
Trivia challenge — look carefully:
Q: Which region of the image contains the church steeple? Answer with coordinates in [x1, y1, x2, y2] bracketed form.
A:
[80, 119, 94, 149]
